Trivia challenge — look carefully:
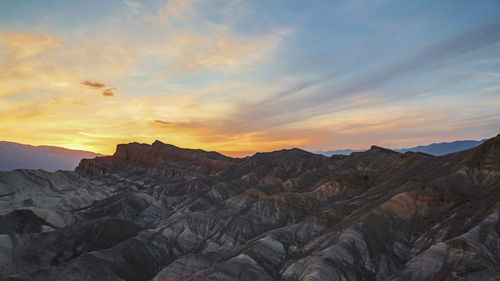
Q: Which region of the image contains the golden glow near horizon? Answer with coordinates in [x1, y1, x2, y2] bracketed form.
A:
[1, 1, 499, 156]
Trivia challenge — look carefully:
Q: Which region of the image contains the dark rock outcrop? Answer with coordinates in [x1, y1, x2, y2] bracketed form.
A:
[76, 140, 239, 179]
[1, 135, 500, 280]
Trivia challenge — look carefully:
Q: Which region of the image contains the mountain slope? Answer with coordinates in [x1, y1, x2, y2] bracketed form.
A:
[316, 139, 486, 156]
[0, 135, 499, 280]
[0, 141, 102, 172]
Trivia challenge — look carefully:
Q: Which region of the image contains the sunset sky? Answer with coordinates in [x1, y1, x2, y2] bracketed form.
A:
[1, 0, 500, 156]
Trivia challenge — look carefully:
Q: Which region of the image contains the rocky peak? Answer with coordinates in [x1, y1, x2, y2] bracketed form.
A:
[152, 140, 164, 146]
[253, 148, 318, 159]
[77, 141, 239, 178]
[244, 148, 327, 168]
[368, 145, 399, 154]
[333, 145, 401, 171]
[466, 133, 500, 170]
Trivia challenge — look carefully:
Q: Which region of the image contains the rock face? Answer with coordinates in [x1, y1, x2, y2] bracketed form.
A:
[1, 135, 500, 280]
[76, 140, 238, 178]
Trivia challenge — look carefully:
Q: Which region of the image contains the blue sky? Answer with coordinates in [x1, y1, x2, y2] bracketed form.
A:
[0, 0, 499, 155]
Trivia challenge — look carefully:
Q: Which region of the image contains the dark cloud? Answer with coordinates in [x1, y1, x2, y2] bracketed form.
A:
[81, 80, 106, 89]
[80, 80, 117, 97]
[154, 120, 173, 126]
[101, 88, 115, 97]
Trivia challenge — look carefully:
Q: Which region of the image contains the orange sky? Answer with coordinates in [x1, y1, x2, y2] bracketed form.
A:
[1, 1, 499, 156]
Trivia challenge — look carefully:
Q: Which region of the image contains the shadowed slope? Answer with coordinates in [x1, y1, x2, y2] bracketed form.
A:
[1, 135, 499, 281]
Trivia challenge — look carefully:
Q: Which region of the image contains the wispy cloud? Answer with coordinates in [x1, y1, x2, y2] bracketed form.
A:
[141, 0, 290, 77]
[160, 0, 195, 22]
[157, 30, 285, 77]
[225, 20, 500, 131]
[0, 29, 140, 100]
[124, 0, 141, 14]
[482, 85, 500, 92]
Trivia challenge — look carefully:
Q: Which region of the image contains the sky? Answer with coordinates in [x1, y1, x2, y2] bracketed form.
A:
[1, 0, 500, 156]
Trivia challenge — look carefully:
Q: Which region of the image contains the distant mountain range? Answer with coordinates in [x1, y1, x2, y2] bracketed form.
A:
[0, 139, 487, 172]
[0, 141, 102, 172]
[315, 139, 486, 156]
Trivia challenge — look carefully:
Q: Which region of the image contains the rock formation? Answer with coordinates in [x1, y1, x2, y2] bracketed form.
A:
[1, 135, 500, 280]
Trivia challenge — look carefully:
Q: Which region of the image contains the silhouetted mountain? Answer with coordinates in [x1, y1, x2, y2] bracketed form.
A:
[1, 134, 500, 280]
[0, 141, 102, 172]
[316, 138, 485, 156]
[315, 148, 365, 156]
[395, 139, 486, 155]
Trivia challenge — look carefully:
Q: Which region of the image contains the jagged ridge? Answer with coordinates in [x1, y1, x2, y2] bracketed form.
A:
[76, 140, 239, 179]
[0, 134, 499, 281]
